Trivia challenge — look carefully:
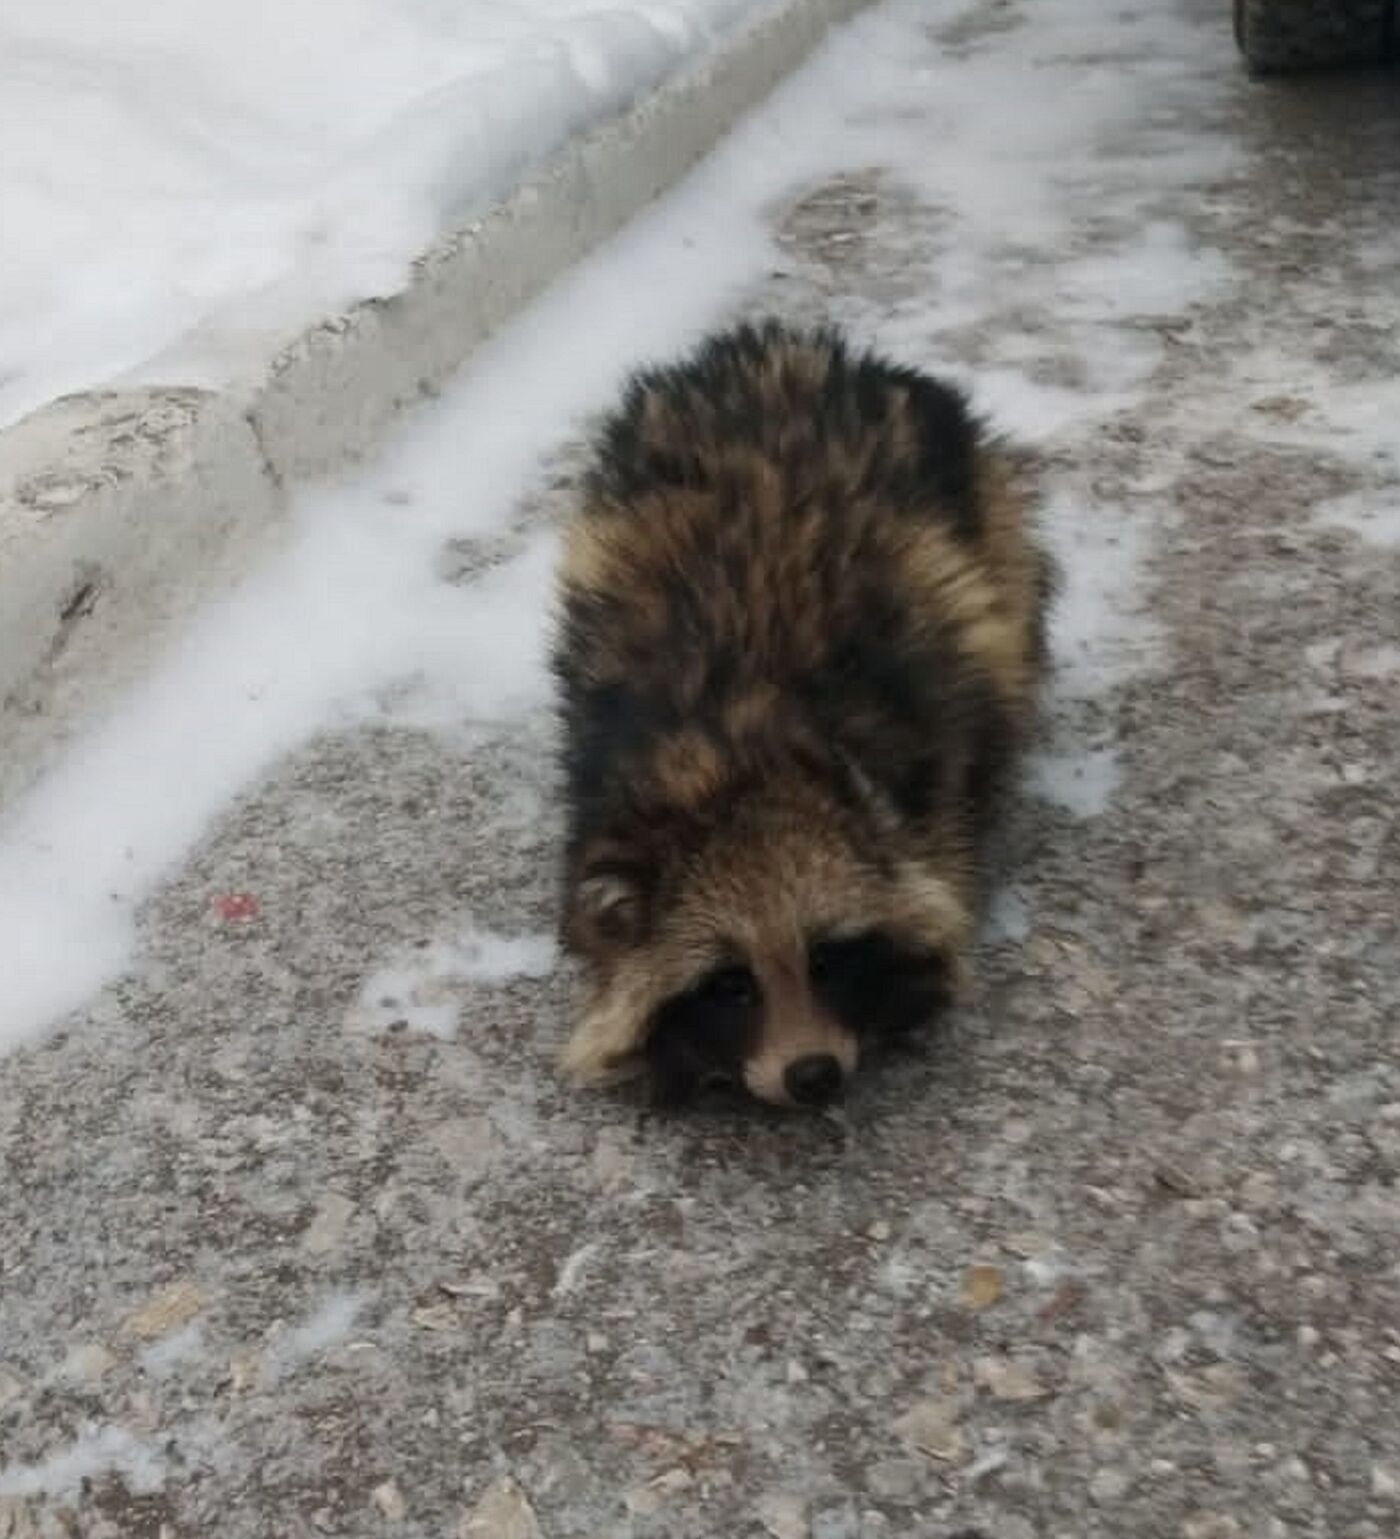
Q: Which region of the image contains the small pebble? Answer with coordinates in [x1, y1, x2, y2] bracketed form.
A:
[458, 1477, 543, 1539]
[962, 1264, 1004, 1310]
[624, 1468, 692, 1518]
[1002, 1231, 1054, 1259]
[864, 1459, 920, 1500]
[372, 1480, 407, 1523]
[973, 1354, 1051, 1403]
[757, 1492, 809, 1539]
[60, 1342, 118, 1384]
[120, 1279, 206, 1342]
[1089, 1466, 1131, 1504]
[302, 1192, 356, 1255]
[1182, 1517, 1240, 1539]
[892, 1399, 968, 1463]
[226, 1353, 262, 1393]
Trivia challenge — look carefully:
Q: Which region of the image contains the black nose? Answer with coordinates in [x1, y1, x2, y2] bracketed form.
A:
[784, 1054, 844, 1107]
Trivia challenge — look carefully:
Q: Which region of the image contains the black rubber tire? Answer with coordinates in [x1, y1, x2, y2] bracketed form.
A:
[1233, 0, 1395, 74]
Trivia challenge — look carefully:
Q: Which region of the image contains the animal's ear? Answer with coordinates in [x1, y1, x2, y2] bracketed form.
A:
[568, 866, 648, 951]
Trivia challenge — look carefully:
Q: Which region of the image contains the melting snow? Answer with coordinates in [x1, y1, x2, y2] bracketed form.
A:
[1030, 748, 1124, 821]
[0, 1425, 166, 1498]
[1315, 489, 1400, 548]
[352, 927, 558, 1038]
[265, 1291, 369, 1382]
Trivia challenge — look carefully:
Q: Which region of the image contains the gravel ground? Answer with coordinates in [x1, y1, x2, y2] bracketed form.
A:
[3, 3, 1399, 1537]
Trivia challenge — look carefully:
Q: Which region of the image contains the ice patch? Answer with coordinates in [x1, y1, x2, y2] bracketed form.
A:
[1029, 747, 1122, 820]
[0, 1425, 165, 1498]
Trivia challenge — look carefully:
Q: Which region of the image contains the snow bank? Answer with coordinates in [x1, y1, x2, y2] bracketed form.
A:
[0, 0, 765, 428]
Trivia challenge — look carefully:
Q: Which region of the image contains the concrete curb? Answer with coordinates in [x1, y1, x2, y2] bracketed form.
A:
[0, 0, 872, 809]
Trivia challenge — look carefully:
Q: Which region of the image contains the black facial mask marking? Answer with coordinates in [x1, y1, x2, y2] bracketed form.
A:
[808, 931, 950, 1042]
[645, 962, 762, 1104]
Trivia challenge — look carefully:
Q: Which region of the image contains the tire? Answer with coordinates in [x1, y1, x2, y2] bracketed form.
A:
[1233, 0, 1395, 74]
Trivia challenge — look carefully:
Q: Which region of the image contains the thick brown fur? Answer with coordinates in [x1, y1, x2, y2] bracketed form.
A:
[551, 319, 1055, 1108]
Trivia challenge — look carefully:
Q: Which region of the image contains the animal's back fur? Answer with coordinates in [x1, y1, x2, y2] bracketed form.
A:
[552, 320, 1055, 1089]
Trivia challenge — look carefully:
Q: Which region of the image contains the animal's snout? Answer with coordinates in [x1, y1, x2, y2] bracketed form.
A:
[783, 1053, 844, 1107]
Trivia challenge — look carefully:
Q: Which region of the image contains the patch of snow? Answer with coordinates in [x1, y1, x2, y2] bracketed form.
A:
[0, 0, 1237, 1052]
[355, 964, 461, 1040]
[1058, 221, 1232, 324]
[1029, 747, 1122, 820]
[1300, 380, 1400, 464]
[0, 0, 769, 427]
[1222, 349, 1400, 476]
[1315, 489, 1400, 548]
[454, 929, 558, 984]
[1343, 644, 1400, 680]
[1022, 1245, 1074, 1288]
[952, 365, 1115, 444]
[552, 1241, 601, 1296]
[1304, 637, 1343, 670]
[352, 926, 556, 1038]
[266, 1291, 368, 1381]
[964, 1444, 1010, 1484]
[1041, 492, 1162, 700]
[984, 887, 1032, 945]
[0, 1424, 166, 1498]
[138, 1322, 206, 1379]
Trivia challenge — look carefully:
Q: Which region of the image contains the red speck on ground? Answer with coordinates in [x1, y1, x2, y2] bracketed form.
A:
[212, 892, 260, 923]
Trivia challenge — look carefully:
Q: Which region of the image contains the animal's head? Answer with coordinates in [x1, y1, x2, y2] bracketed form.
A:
[559, 773, 970, 1108]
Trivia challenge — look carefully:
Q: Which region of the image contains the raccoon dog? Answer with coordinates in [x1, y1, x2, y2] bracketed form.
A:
[551, 320, 1054, 1109]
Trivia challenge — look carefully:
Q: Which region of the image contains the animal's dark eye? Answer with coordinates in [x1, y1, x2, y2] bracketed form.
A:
[694, 964, 760, 1010]
[807, 944, 836, 984]
[645, 961, 761, 1104]
[809, 931, 949, 1039]
[808, 938, 866, 990]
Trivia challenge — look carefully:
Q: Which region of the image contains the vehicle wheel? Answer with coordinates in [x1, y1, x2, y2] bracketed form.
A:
[1233, 0, 1395, 74]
